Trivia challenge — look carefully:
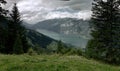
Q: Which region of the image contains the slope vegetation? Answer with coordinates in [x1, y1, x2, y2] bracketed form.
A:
[0, 54, 120, 71]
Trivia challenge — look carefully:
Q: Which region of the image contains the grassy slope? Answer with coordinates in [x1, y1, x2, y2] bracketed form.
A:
[0, 54, 120, 71]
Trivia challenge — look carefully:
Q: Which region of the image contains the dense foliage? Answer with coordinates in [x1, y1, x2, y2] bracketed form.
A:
[47, 41, 83, 55]
[0, 0, 8, 53]
[86, 0, 120, 64]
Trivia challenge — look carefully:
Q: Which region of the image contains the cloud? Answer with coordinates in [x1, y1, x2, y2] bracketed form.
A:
[45, 10, 92, 20]
[3, 0, 20, 9]
[19, 6, 92, 24]
[6, 0, 92, 24]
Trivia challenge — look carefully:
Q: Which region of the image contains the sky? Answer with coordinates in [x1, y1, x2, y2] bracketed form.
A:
[4, 0, 92, 24]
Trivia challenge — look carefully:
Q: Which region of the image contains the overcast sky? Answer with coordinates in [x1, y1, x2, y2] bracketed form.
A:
[4, 0, 92, 24]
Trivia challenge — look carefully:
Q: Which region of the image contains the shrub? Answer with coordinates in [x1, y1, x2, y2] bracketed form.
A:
[27, 48, 37, 56]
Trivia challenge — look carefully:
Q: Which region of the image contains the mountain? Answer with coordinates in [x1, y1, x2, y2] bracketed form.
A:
[30, 18, 90, 48]
[32, 18, 90, 37]
[26, 29, 57, 48]
[22, 21, 33, 28]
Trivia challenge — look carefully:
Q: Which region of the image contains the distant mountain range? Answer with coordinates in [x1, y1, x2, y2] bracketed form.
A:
[27, 18, 90, 48]
[32, 18, 90, 37]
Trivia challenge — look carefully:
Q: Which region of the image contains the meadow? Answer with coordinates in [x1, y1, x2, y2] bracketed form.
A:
[0, 54, 120, 71]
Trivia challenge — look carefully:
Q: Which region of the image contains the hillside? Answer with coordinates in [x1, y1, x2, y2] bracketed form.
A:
[0, 54, 120, 71]
[26, 29, 57, 48]
[0, 18, 57, 48]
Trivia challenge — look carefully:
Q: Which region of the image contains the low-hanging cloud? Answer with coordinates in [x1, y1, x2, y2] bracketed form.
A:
[6, 0, 92, 24]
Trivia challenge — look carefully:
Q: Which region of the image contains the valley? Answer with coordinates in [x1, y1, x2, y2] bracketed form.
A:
[27, 18, 90, 48]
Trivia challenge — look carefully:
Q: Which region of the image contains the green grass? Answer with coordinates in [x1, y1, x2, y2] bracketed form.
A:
[0, 54, 120, 71]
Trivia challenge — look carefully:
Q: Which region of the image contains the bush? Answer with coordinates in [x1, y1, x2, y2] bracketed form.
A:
[27, 48, 37, 56]
[76, 49, 83, 56]
[65, 48, 83, 56]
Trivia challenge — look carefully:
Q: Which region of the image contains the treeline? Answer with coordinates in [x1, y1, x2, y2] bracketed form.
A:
[0, 0, 30, 54]
[86, 0, 120, 64]
[48, 41, 83, 55]
[28, 40, 83, 56]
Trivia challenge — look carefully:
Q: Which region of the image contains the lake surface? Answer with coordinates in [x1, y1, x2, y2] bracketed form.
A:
[36, 29, 88, 48]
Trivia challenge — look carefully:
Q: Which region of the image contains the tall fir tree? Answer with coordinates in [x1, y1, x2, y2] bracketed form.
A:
[86, 0, 120, 64]
[7, 3, 30, 54]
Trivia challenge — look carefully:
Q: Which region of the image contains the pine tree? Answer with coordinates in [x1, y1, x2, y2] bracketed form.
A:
[86, 0, 120, 64]
[7, 3, 30, 54]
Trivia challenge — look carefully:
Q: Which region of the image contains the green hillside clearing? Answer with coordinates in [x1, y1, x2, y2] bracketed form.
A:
[0, 54, 120, 71]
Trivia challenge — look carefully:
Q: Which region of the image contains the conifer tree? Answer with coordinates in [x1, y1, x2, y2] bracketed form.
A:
[7, 3, 30, 54]
[86, 0, 120, 64]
